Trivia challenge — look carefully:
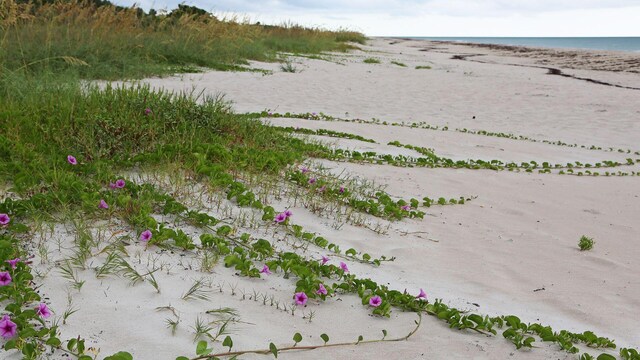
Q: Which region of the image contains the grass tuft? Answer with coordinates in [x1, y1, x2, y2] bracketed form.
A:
[578, 235, 595, 251]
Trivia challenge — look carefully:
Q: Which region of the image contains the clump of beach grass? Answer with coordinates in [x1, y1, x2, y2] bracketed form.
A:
[280, 60, 299, 73]
[578, 235, 595, 251]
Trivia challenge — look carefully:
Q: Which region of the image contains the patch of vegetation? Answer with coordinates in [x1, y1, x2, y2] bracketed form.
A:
[415, 65, 432, 69]
[391, 61, 407, 67]
[579, 235, 595, 251]
[258, 111, 640, 177]
[363, 58, 381, 64]
[278, 126, 377, 143]
[280, 60, 299, 73]
[0, 0, 365, 81]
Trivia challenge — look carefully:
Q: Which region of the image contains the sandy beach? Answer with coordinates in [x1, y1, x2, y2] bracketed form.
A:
[27, 38, 640, 359]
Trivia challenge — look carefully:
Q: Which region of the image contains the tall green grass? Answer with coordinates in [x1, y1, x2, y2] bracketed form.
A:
[0, 0, 365, 80]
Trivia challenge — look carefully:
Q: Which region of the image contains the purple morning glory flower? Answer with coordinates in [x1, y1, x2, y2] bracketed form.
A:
[139, 230, 152, 242]
[267, 112, 273, 116]
[0, 315, 17, 339]
[144, 108, 152, 116]
[321, 255, 329, 265]
[284, 210, 293, 218]
[0, 213, 9, 225]
[98, 199, 109, 209]
[0, 272, 11, 286]
[339, 262, 349, 273]
[401, 205, 411, 211]
[36, 303, 52, 319]
[339, 186, 345, 194]
[67, 155, 77, 165]
[308, 177, 316, 184]
[416, 288, 427, 300]
[5, 258, 20, 269]
[275, 212, 287, 223]
[316, 283, 327, 296]
[300, 166, 309, 174]
[294, 292, 308, 306]
[312, 112, 317, 116]
[260, 265, 272, 275]
[115, 179, 126, 189]
[369, 295, 382, 307]
[318, 185, 326, 192]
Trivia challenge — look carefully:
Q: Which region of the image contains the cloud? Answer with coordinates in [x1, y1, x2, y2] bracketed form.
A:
[113, 0, 640, 35]
[423, 0, 640, 16]
[130, 0, 640, 16]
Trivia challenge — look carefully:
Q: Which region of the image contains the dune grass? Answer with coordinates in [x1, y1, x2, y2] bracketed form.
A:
[0, 0, 365, 81]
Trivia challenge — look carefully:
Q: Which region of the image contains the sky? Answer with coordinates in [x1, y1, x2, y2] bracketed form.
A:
[114, 0, 640, 36]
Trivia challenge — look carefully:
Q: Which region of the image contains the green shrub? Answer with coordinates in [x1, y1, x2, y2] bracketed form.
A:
[578, 235, 595, 251]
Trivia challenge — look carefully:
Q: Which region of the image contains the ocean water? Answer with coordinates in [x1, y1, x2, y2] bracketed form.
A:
[411, 37, 640, 53]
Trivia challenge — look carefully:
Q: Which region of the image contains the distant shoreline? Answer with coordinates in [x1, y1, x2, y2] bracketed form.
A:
[381, 37, 640, 73]
[382, 36, 640, 53]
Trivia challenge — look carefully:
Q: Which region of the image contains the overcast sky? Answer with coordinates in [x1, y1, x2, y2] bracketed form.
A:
[115, 0, 640, 36]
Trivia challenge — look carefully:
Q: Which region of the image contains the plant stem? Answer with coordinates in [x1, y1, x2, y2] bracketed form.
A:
[190, 313, 422, 359]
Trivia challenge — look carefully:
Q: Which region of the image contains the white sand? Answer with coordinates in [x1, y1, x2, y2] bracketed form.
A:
[22, 38, 640, 359]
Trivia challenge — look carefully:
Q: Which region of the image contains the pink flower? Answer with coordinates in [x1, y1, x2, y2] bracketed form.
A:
[0, 272, 11, 286]
[416, 288, 427, 300]
[5, 258, 20, 269]
[308, 177, 316, 184]
[316, 284, 327, 296]
[36, 303, 52, 319]
[98, 199, 109, 209]
[401, 205, 411, 211]
[0, 213, 9, 225]
[275, 212, 287, 223]
[115, 179, 126, 189]
[301, 167, 310, 174]
[294, 292, 308, 306]
[144, 108, 152, 116]
[339, 262, 349, 273]
[339, 186, 345, 194]
[321, 255, 329, 265]
[0, 315, 17, 339]
[67, 155, 77, 165]
[369, 295, 382, 307]
[260, 265, 272, 275]
[318, 186, 326, 192]
[109, 182, 117, 189]
[284, 210, 293, 218]
[139, 230, 152, 242]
